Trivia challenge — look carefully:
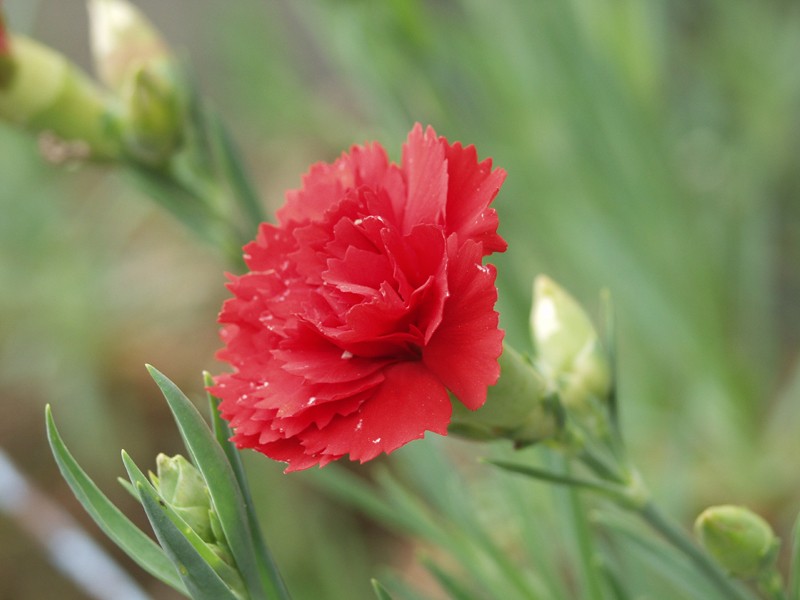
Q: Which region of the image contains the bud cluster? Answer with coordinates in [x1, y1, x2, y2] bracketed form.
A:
[0, 0, 185, 164]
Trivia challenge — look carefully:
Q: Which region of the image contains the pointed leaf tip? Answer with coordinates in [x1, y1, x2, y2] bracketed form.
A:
[371, 579, 394, 600]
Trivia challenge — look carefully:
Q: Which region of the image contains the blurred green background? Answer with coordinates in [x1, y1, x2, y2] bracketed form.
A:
[2, 0, 800, 598]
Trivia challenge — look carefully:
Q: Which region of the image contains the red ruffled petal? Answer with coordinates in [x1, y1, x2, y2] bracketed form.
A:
[442, 140, 507, 254]
[278, 142, 404, 227]
[423, 238, 504, 410]
[299, 361, 451, 463]
[399, 124, 447, 234]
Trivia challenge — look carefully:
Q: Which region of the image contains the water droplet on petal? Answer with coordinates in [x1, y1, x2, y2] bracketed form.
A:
[355, 419, 363, 431]
[371, 437, 381, 444]
[307, 396, 317, 406]
[341, 350, 353, 359]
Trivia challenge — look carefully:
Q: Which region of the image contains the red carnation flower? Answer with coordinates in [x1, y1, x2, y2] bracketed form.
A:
[212, 124, 506, 471]
[0, 8, 10, 57]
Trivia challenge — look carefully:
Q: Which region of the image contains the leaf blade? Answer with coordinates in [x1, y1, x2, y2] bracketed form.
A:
[45, 405, 187, 595]
[145, 365, 280, 600]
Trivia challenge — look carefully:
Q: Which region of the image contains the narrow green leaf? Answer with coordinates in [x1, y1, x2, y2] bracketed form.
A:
[594, 555, 631, 600]
[205, 372, 292, 600]
[122, 452, 245, 600]
[117, 476, 140, 501]
[421, 558, 479, 600]
[205, 108, 266, 231]
[125, 165, 221, 245]
[371, 578, 394, 600]
[593, 510, 725, 599]
[145, 365, 277, 600]
[306, 466, 420, 535]
[45, 405, 187, 595]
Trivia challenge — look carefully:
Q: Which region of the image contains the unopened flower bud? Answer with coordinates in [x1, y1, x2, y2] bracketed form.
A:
[530, 276, 611, 411]
[449, 344, 561, 447]
[150, 453, 213, 542]
[88, 0, 171, 93]
[150, 454, 246, 597]
[694, 505, 780, 580]
[0, 35, 121, 159]
[120, 65, 184, 165]
[88, 0, 184, 165]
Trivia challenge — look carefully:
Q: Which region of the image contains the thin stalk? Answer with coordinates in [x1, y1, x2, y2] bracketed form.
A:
[758, 569, 787, 600]
[484, 458, 629, 500]
[563, 468, 606, 600]
[636, 502, 756, 600]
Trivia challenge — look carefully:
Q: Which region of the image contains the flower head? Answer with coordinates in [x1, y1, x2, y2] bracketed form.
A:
[213, 124, 506, 471]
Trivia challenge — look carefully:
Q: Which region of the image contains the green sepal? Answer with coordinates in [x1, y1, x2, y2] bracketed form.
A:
[45, 405, 187, 594]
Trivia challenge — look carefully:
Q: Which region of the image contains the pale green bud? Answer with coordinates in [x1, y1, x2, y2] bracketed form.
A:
[0, 35, 121, 159]
[150, 454, 246, 597]
[151, 453, 213, 542]
[449, 344, 562, 447]
[694, 505, 780, 580]
[120, 64, 184, 165]
[530, 276, 611, 410]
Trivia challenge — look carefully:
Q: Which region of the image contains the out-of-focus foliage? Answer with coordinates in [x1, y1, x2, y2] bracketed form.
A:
[2, 0, 800, 598]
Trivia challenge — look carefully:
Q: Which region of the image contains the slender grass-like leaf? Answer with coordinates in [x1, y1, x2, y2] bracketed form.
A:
[371, 579, 394, 600]
[124, 165, 223, 249]
[205, 372, 292, 600]
[594, 555, 631, 600]
[204, 108, 266, 231]
[145, 365, 279, 600]
[45, 405, 187, 595]
[117, 476, 139, 501]
[564, 483, 605, 600]
[422, 558, 480, 600]
[307, 465, 425, 536]
[375, 466, 543, 600]
[593, 510, 727, 599]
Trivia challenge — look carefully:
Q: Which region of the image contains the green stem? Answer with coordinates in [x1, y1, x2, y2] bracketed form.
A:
[563, 466, 606, 600]
[636, 501, 757, 600]
[758, 569, 787, 600]
[484, 458, 629, 500]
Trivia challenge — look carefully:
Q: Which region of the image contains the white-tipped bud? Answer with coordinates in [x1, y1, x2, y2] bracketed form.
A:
[530, 276, 611, 411]
[88, 0, 170, 93]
